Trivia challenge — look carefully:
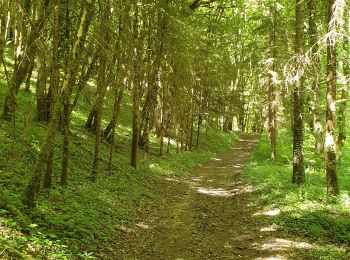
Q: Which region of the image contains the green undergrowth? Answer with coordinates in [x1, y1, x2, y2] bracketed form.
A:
[245, 130, 350, 259]
[0, 84, 236, 259]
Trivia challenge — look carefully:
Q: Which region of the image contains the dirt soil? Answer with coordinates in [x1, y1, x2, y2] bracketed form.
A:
[110, 134, 312, 260]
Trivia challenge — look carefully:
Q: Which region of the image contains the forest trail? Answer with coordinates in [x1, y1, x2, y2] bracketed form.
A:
[114, 134, 311, 259]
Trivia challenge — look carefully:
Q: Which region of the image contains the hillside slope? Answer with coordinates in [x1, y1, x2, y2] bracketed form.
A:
[0, 85, 236, 259]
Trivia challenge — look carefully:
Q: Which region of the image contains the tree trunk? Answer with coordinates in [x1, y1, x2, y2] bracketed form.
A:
[131, 1, 141, 168]
[337, 7, 349, 151]
[48, 0, 61, 121]
[24, 61, 35, 92]
[325, 0, 339, 195]
[2, 2, 51, 121]
[70, 55, 97, 114]
[107, 85, 125, 171]
[22, 0, 95, 207]
[196, 113, 202, 147]
[0, 1, 6, 69]
[91, 0, 110, 180]
[159, 85, 165, 156]
[104, 87, 124, 141]
[292, 0, 305, 184]
[307, 0, 323, 155]
[268, 2, 277, 163]
[43, 150, 54, 190]
[60, 92, 70, 186]
[45, 0, 64, 189]
[36, 41, 48, 122]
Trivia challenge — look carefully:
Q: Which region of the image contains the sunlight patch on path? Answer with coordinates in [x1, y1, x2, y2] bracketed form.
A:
[196, 185, 256, 197]
[135, 222, 150, 230]
[255, 256, 285, 260]
[253, 209, 281, 217]
[259, 226, 277, 232]
[254, 238, 313, 251]
[197, 187, 234, 197]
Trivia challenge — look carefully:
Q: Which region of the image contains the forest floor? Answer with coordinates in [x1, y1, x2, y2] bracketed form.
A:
[111, 133, 313, 259]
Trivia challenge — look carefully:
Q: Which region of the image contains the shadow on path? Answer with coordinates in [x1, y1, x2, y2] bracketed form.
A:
[115, 133, 313, 259]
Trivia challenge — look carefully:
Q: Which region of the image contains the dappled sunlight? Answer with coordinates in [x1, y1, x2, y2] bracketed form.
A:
[191, 177, 203, 182]
[259, 226, 277, 232]
[117, 125, 132, 133]
[72, 130, 88, 140]
[149, 163, 174, 175]
[255, 256, 285, 260]
[196, 184, 255, 197]
[135, 222, 150, 230]
[254, 238, 313, 251]
[71, 110, 87, 122]
[237, 184, 256, 194]
[253, 209, 281, 217]
[165, 177, 181, 183]
[197, 187, 234, 197]
[164, 137, 177, 146]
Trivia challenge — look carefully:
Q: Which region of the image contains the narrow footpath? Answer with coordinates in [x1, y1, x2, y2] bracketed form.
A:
[113, 134, 312, 259]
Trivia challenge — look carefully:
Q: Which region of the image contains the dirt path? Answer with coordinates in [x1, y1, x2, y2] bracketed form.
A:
[114, 134, 311, 259]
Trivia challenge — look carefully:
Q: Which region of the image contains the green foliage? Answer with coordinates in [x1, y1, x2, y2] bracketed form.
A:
[244, 132, 350, 259]
[0, 86, 236, 257]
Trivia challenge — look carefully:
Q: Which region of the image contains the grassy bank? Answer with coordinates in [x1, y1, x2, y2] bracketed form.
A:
[244, 130, 350, 259]
[0, 86, 236, 259]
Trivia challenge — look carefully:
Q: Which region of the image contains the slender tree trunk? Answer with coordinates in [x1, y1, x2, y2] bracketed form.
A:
[196, 113, 202, 147]
[45, 0, 64, 189]
[180, 122, 184, 152]
[2, 2, 51, 121]
[268, 2, 277, 163]
[159, 85, 165, 156]
[292, 0, 305, 184]
[307, 0, 323, 155]
[36, 41, 48, 122]
[60, 94, 70, 186]
[24, 61, 35, 92]
[48, 0, 61, 121]
[91, 0, 109, 180]
[140, 4, 167, 156]
[107, 85, 125, 171]
[85, 57, 111, 131]
[131, 1, 141, 168]
[70, 55, 97, 113]
[43, 150, 54, 189]
[105, 87, 124, 141]
[0, 1, 6, 69]
[22, 0, 95, 207]
[176, 125, 180, 153]
[337, 7, 349, 150]
[188, 92, 194, 151]
[325, 0, 339, 195]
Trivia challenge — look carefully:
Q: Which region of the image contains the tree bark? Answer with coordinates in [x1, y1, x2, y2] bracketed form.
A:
[2, 1, 51, 121]
[337, 7, 349, 151]
[48, 0, 61, 121]
[292, 0, 305, 184]
[22, 0, 95, 207]
[307, 0, 323, 155]
[131, 0, 141, 168]
[325, 0, 339, 195]
[268, 2, 277, 163]
[91, 0, 110, 180]
[36, 41, 48, 122]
